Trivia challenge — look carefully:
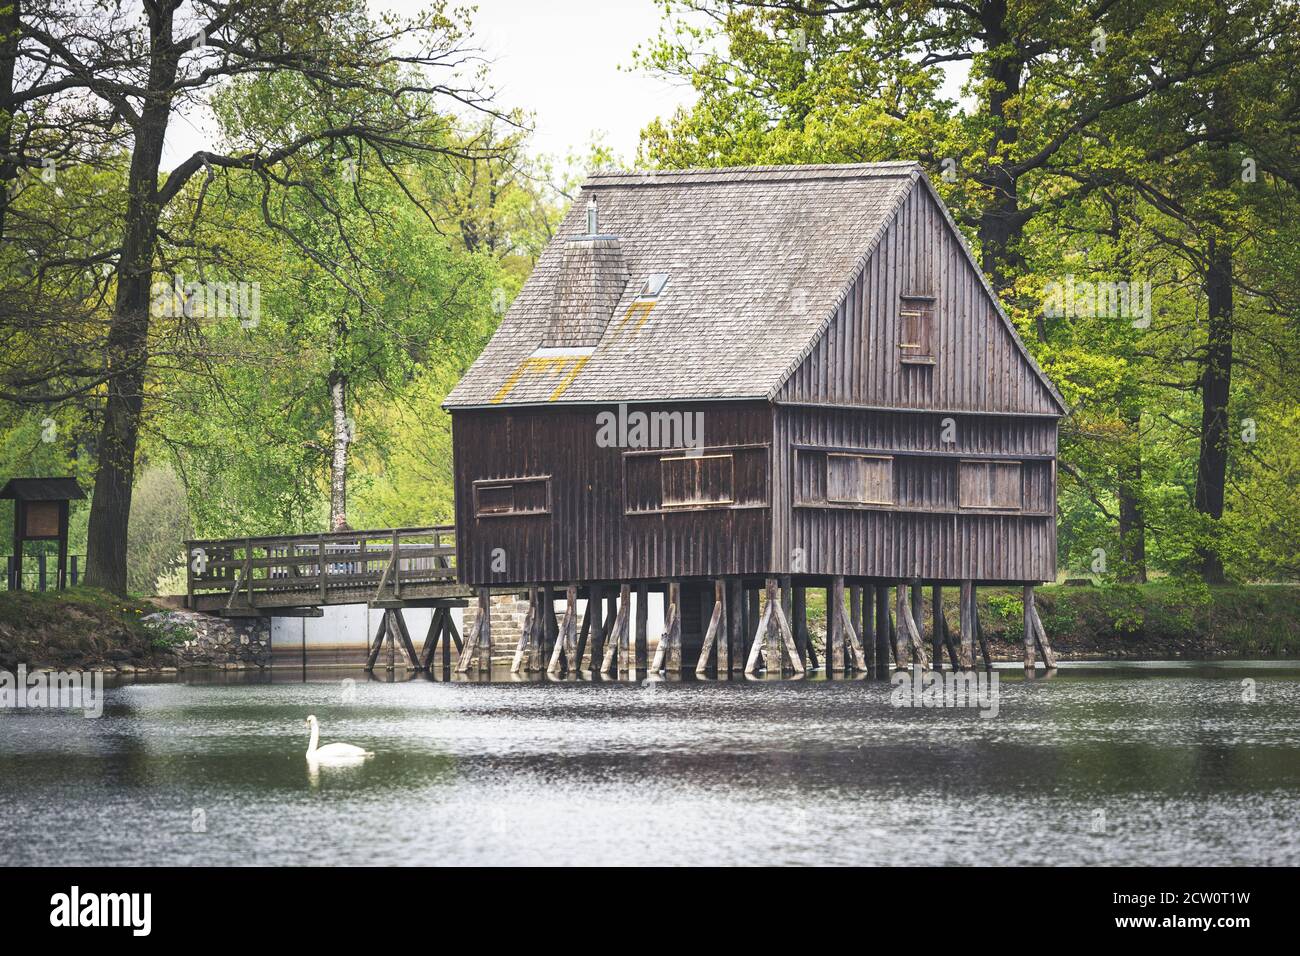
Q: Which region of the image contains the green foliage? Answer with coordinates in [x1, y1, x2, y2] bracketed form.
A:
[127, 465, 191, 595]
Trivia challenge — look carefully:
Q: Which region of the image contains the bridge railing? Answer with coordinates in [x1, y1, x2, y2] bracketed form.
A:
[185, 526, 456, 608]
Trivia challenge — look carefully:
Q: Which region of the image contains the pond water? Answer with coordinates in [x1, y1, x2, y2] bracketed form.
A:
[2, 662, 1299, 866]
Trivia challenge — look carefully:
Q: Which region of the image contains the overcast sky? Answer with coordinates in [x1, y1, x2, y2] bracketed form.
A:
[162, 0, 697, 171]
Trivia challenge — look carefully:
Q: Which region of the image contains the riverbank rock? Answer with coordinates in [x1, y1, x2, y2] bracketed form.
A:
[141, 609, 270, 670]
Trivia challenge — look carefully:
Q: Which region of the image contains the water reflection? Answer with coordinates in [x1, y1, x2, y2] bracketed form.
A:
[1, 662, 1298, 865]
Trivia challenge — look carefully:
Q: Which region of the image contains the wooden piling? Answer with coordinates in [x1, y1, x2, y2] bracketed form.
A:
[695, 578, 728, 677]
[958, 580, 976, 669]
[793, 585, 810, 669]
[874, 585, 890, 678]
[635, 583, 649, 671]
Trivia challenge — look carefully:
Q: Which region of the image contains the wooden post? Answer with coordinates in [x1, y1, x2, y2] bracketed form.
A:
[653, 582, 682, 673]
[389, 609, 422, 670]
[512, 589, 537, 674]
[635, 583, 649, 671]
[728, 579, 744, 674]
[793, 585, 810, 669]
[716, 579, 730, 677]
[1022, 584, 1037, 670]
[763, 578, 784, 675]
[37, 551, 46, 592]
[958, 580, 976, 669]
[892, 584, 910, 669]
[695, 579, 727, 678]
[828, 578, 845, 674]
[457, 588, 492, 673]
[860, 584, 875, 675]
[896, 582, 928, 669]
[744, 585, 771, 676]
[601, 584, 631, 676]
[547, 586, 578, 676]
[543, 584, 558, 662]
[745, 586, 760, 666]
[365, 610, 388, 671]
[912, 581, 928, 666]
[1029, 591, 1057, 668]
[587, 585, 605, 667]
[574, 588, 596, 673]
[849, 586, 862, 670]
[874, 585, 890, 678]
[56, 501, 69, 589]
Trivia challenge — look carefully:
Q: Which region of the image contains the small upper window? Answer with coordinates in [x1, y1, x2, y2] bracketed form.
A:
[473, 477, 551, 518]
[661, 453, 733, 508]
[638, 274, 669, 298]
[958, 460, 1022, 511]
[900, 294, 934, 364]
[827, 453, 893, 506]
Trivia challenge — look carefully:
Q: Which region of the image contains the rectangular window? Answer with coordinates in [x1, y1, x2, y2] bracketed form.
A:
[826, 453, 893, 505]
[661, 453, 734, 508]
[473, 476, 550, 518]
[900, 294, 934, 364]
[959, 460, 1022, 510]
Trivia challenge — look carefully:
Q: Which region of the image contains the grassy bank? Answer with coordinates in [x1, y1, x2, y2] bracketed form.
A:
[804, 582, 1300, 660]
[0, 587, 180, 670]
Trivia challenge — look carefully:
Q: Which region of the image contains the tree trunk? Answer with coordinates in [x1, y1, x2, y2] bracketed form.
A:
[1118, 405, 1147, 583]
[84, 6, 177, 594]
[0, 0, 21, 239]
[1194, 236, 1233, 584]
[329, 371, 350, 529]
[974, 3, 1027, 298]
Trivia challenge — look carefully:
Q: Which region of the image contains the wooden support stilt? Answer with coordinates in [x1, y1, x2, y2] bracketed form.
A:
[958, 580, 976, 669]
[365, 611, 388, 671]
[747, 578, 803, 676]
[892, 584, 910, 668]
[547, 585, 579, 676]
[832, 576, 867, 672]
[635, 583, 649, 671]
[420, 608, 444, 670]
[574, 588, 595, 672]
[744, 589, 772, 676]
[975, 612, 993, 671]
[1021, 584, 1036, 669]
[745, 586, 760, 666]
[912, 581, 930, 668]
[652, 582, 682, 673]
[874, 585, 890, 678]
[389, 608, 422, 671]
[599, 590, 617, 670]
[529, 587, 550, 673]
[932, 585, 957, 670]
[601, 584, 631, 675]
[1029, 592, 1057, 668]
[695, 579, 728, 677]
[728, 579, 744, 674]
[585, 585, 604, 669]
[794, 586, 811, 669]
[860, 584, 875, 675]
[716, 580, 730, 677]
[849, 586, 863, 671]
[456, 588, 492, 673]
[895, 582, 929, 669]
[512, 589, 538, 674]
[827, 581, 844, 674]
[543, 585, 558, 659]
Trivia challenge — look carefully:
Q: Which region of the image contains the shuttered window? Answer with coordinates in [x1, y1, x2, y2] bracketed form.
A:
[826, 453, 893, 505]
[661, 453, 734, 507]
[899, 294, 934, 364]
[958, 460, 1022, 510]
[473, 477, 550, 517]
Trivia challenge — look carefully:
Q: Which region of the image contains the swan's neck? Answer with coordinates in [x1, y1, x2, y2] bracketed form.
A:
[307, 722, 319, 756]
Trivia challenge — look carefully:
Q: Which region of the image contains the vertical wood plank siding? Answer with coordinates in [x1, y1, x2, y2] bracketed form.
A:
[453, 402, 773, 586]
[778, 184, 1060, 416]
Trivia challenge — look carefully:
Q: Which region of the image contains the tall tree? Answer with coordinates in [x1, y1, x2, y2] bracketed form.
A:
[3, 0, 503, 592]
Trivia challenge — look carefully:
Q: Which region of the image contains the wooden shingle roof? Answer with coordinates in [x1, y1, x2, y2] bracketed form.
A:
[444, 162, 1065, 414]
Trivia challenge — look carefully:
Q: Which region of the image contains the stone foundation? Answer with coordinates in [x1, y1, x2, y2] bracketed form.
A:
[143, 609, 271, 669]
[462, 594, 532, 661]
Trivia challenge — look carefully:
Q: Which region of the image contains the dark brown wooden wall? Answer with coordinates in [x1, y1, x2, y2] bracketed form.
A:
[778, 182, 1061, 416]
[453, 402, 774, 585]
[771, 406, 1058, 582]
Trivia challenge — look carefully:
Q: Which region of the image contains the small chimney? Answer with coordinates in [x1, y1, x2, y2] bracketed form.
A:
[543, 199, 628, 348]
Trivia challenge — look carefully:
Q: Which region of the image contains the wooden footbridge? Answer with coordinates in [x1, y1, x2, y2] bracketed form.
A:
[184, 526, 495, 672]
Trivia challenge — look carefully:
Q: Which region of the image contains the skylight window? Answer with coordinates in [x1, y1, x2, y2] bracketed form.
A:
[638, 273, 669, 298]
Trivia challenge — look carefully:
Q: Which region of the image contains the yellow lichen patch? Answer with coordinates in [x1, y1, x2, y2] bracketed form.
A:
[491, 354, 592, 404]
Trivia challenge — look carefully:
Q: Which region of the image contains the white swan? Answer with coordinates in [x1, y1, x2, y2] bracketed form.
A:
[304, 715, 373, 761]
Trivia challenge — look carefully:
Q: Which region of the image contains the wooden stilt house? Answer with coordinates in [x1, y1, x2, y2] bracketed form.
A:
[443, 163, 1067, 676]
